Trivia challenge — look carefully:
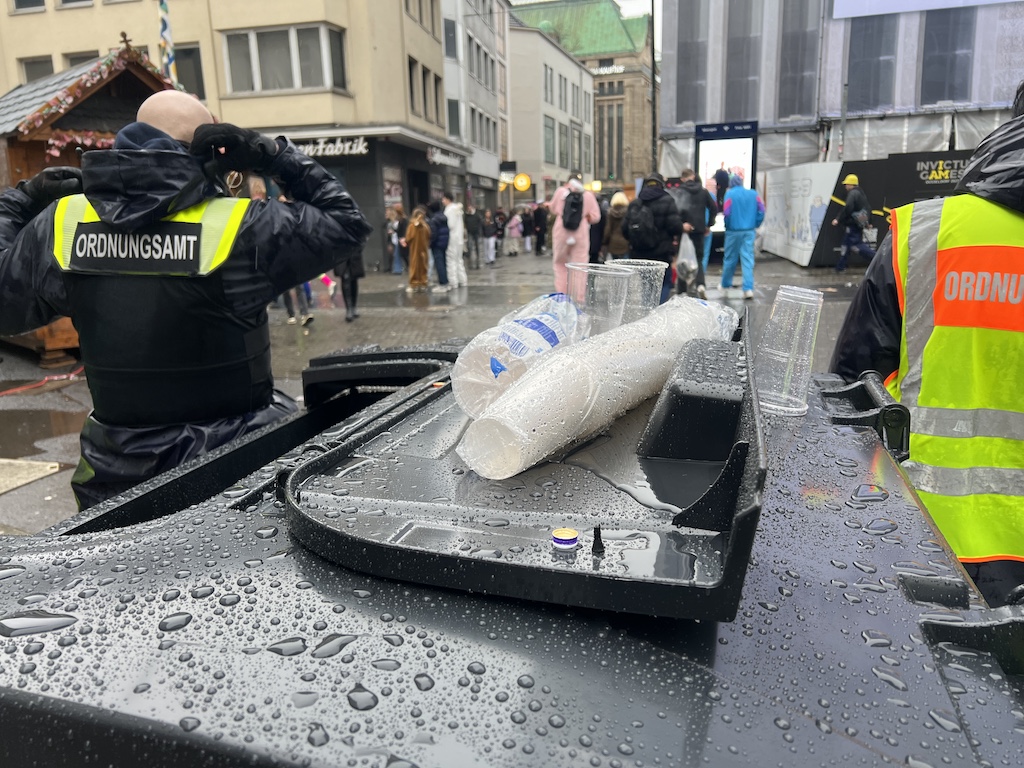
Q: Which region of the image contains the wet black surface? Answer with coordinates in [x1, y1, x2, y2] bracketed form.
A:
[0, 347, 1021, 767]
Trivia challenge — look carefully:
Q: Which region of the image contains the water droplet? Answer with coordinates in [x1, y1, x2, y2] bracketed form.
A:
[413, 673, 434, 691]
[511, 711, 527, 724]
[19, 662, 36, 674]
[219, 594, 241, 606]
[467, 661, 486, 675]
[311, 634, 357, 658]
[548, 714, 566, 728]
[517, 674, 535, 689]
[928, 708, 962, 733]
[853, 484, 889, 502]
[864, 518, 898, 536]
[180, 717, 200, 732]
[254, 526, 278, 539]
[133, 683, 150, 694]
[190, 586, 215, 599]
[617, 743, 634, 755]
[383, 634, 404, 647]
[353, 589, 372, 598]
[862, 629, 892, 647]
[372, 658, 401, 671]
[158, 613, 193, 632]
[774, 717, 791, 730]
[267, 637, 307, 656]
[0, 610, 77, 638]
[347, 683, 379, 711]
[872, 666, 908, 691]
[291, 691, 320, 709]
[0, 566, 26, 580]
[307, 722, 329, 747]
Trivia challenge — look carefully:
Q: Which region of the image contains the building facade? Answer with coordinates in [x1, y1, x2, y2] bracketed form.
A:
[507, 22, 593, 204]
[510, 0, 654, 193]
[440, 0, 510, 211]
[0, 0, 473, 269]
[660, 0, 1024, 177]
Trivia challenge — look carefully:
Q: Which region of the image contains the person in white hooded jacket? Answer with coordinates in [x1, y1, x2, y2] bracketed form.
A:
[443, 191, 468, 289]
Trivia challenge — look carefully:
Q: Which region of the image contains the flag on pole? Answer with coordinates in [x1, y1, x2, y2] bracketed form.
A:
[158, 0, 177, 84]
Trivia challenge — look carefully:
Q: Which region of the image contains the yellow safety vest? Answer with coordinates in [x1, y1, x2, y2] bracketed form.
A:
[52, 194, 250, 276]
[887, 195, 1024, 564]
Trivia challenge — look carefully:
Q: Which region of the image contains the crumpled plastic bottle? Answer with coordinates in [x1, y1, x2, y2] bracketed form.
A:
[451, 293, 585, 419]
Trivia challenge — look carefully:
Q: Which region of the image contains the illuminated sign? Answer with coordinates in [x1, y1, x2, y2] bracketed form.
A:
[296, 137, 369, 157]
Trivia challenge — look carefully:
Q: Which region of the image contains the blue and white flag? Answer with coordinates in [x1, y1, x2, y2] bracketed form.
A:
[158, 0, 177, 83]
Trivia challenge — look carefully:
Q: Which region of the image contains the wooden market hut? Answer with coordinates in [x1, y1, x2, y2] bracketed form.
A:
[0, 39, 178, 367]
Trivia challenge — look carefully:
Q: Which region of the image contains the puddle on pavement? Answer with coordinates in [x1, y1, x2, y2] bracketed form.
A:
[0, 409, 88, 458]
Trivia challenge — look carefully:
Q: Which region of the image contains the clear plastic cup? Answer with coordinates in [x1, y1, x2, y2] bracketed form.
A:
[565, 262, 632, 337]
[753, 285, 823, 416]
[606, 259, 669, 323]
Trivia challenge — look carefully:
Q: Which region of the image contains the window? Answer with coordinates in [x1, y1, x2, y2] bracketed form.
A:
[848, 14, 897, 111]
[676, 0, 708, 123]
[724, 0, 761, 121]
[444, 19, 458, 58]
[434, 74, 444, 127]
[429, 0, 437, 36]
[13, 0, 45, 9]
[470, 107, 477, 143]
[597, 105, 604, 176]
[584, 91, 591, 123]
[500, 118, 508, 160]
[468, 36, 475, 76]
[422, 66, 432, 121]
[778, 0, 820, 119]
[408, 57, 418, 113]
[920, 8, 975, 105]
[559, 75, 567, 111]
[21, 56, 53, 83]
[543, 65, 553, 104]
[226, 25, 347, 93]
[448, 99, 460, 138]
[65, 51, 99, 68]
[572, 126, 582, 171]
[572, 84, 579, 118]
[175, 46, 205, 99]
[544, 116, 556, 164]
[598, 58, 613, 68]
[558, 122, 569, 168]
[498, 62, 507, 112]
[58, 0, 92, 6]
[584, 134, 592, 174]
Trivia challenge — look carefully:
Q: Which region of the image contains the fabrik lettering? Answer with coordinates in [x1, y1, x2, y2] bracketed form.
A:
[916, 159, 968, 183]
[297, 137, 369, 157]
[74, 231, 199, 261]
[944, 271, 1024, 304]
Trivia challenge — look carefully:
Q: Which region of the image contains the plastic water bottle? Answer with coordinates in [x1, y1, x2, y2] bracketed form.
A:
[451, 293, 584, 419]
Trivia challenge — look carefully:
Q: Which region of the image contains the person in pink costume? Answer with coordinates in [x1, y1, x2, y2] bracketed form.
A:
[549, 170, 601, 293]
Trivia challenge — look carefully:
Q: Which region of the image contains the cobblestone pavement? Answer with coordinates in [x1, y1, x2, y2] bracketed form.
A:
[0, 247, 866, 534]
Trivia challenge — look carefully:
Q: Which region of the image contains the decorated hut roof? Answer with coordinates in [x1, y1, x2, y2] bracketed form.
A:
[0, 43, 179, 140]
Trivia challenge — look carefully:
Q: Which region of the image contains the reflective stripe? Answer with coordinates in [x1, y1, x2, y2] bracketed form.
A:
[906, 460, 1024, 497]
[899, 198, 943, 410]
[912, 404, 1024, 440]
[52, 194, 249, 275]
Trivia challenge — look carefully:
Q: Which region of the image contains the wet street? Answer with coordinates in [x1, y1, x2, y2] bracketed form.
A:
[0, 248, 865, 534]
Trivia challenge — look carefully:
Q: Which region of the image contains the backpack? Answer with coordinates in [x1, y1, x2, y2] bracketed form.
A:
[561, 191, 584, 231]
[626, 200, 660, 250]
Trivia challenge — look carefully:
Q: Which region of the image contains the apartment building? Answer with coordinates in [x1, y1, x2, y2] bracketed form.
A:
[511, 0, 654, 190]
[440, 0, 510, 211]
[660, 0, 1024, 175]
[0, 0, 472, 267]
[507, 20, 593, 204]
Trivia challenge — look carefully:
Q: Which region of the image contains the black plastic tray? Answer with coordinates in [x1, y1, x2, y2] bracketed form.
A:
[288, 325, 767, 621]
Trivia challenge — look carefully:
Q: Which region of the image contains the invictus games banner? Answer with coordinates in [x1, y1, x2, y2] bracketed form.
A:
[881, 151, 973, 211]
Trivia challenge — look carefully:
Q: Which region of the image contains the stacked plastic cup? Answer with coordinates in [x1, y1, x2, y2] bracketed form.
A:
[565, 262, 632, 337]
[605, 259, 668, 323]
[753, 285, 824, 416]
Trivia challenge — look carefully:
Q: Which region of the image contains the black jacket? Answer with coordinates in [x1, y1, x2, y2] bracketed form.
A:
[836, 186, 870, 228]
[622, 186, 683, 264]
[675, 179, 718, 233]
[533, 206, 548, 233]
[830, 114, 1024, 382]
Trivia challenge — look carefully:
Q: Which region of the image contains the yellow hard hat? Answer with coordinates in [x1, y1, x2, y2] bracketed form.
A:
[842, 174, 859, 185]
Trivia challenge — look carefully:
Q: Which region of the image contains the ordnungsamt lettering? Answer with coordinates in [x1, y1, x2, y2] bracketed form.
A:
[73, 232, 199, 261]
[944, 271, 1024, 304]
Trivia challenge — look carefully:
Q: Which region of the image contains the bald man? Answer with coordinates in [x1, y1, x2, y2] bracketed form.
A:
[0, 89, 371, 510]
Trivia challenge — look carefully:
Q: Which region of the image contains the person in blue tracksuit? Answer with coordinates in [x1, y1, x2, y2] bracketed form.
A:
[720, 175, 764, 300]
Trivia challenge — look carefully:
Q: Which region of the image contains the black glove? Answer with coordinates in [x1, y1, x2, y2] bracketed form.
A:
[190, 123, 278, 176]
[17, 167, 83, 207]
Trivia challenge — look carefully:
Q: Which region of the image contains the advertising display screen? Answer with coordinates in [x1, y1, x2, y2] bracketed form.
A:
[694, 122, 759, 201]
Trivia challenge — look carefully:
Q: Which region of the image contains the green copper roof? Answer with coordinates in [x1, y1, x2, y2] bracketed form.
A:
[512, 0, 649, 57]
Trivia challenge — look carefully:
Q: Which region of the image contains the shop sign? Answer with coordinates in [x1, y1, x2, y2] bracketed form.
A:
[513, 173, 532, 192]
[476, 177, 495, 190]
[427, 147, 464, 168]
[296, 136, 370, 157]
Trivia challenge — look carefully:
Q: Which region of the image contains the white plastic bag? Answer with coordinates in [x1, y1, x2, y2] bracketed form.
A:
[451, 293, 585, 419]
[676, 235, 698, 284]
